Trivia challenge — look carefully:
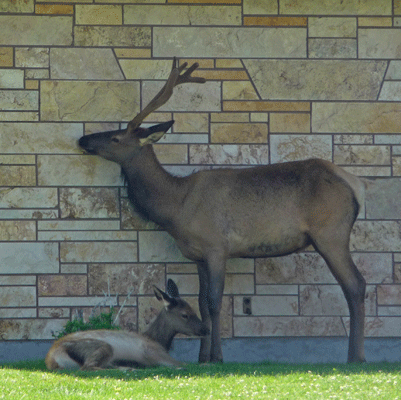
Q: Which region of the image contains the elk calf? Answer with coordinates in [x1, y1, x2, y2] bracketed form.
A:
[78, 58, 367, 363]
[45, 279, 209, 370]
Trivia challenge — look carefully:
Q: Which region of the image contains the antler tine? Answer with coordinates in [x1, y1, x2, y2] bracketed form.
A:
[126, 57, 205, 135]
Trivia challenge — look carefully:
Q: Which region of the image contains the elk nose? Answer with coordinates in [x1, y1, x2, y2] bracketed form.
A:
[200, 326, 211, 336]
[78, 136, 96, 154]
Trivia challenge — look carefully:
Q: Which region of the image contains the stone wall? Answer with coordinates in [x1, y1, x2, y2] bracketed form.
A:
[0, 0, 401, 359]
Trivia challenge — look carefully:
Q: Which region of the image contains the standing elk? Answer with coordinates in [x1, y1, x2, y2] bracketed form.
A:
[45, 279, 209, 370]
[78, 58, 367, 363]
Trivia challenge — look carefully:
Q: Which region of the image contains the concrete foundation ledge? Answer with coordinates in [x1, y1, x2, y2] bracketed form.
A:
[1, 337, 401, 365]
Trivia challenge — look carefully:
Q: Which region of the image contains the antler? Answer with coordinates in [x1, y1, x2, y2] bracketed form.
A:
[126, 57, 206, 135]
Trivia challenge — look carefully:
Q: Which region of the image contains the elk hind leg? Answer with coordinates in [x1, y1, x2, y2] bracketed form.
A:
[312, 236, 366, 363]
[64, 339, 114, 370]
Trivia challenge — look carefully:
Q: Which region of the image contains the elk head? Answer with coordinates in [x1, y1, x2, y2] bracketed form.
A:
[78, 58, 205, 164]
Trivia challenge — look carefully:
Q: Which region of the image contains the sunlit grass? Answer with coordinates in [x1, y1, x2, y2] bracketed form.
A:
[0, 360, 400, 400]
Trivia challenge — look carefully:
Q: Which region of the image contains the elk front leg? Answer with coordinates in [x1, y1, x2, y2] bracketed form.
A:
[205, 254, 226, 363]
[197, 262, 211, 363]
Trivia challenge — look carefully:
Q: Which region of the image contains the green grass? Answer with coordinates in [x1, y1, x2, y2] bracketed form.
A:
[0, 360, 400, 400]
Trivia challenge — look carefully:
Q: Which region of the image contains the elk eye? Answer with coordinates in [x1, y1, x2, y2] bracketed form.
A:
[111, 137, 119, 143]
[181, 313, 189, 320]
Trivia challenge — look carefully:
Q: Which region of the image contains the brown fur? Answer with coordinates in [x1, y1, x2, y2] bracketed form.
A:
[78, 59, 367, 363]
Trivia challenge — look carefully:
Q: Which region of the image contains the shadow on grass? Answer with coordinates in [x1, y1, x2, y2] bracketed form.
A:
[1, 359, 401, 381]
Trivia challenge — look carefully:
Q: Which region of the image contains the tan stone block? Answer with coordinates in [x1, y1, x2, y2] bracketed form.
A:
[190, 144, 269, 165]
[243, 0, 277, 14]
[360, 29, 401, 58]
[139, 231, 189, 262]
[25, 80, 38, 90]
[60, 241, 138, 263]
[351, 221, 401, 252]
[234, 295, 298, 316]
[74, 26, 151, 47]
[0, 276, 36, 285]
[234, 316, 346, 337]
[0, 319, 65, 340]
[0, 209, 57, 220]
[119, 59, 173, 80]
[39, 220, 120, 231]
[223, 81, 259, 100]
[0, 16, 72, 46]
[340, 165, 391, 177]
[334, 145, 391, 165]
[41, 81, 139, 122]
[0, 70, 24, 89]
[39, 296, 116, 308]
[0, 243, 58, 274]
[251, 113, 268, 122]
[179, 59, 214, 69]
[394, 157, 401, 176]
[60, 188, 119, 219]
[0, 309, 36, 318]
[153, 144, 188, 164]
[225, 274, 254, 295]
[280, 0, 391, 15]
[192, 70, 248, 81]
[166, 264, 198, 274]
[256, 285, 298, 295]
[385, 61, 401, 80]
[51, 48, 123, 80]
[15, 47, 49, 68]
[0, 287, 36, 307]
[244, 16, 307, 26]
[38, 308, 70, 319]
[0, 90, 38, 110]
[309, 38, 357, 59]
[76, 5, 122, 25]
[270, 134, 332, 163]
[358, 17, 392, 27]
[0, 221, 35, 241]
[379, 82, 401, 101]
[168, 0, 240, 3]
[0, 47, 13, 67]
[61, 264, 87, 274]
[211, 123, 267, 143]
[124, 5, 240, 26]
[270, 113, 310, 133]
[88, 263, 164, 296]
[226, 258, 254, 274]
[143, 81, 220, 112]
[211, 113, 249, 123]
[38, 155, 121, 186]
[173, 113, 208, 133]
[0, 122, 83, 154]
[35, 4, 74, 14]
[38, 275, 87, 297]
[334, 135, 373, 144]
[223, 101, 310, 112]
[244, 60, 386, 101]
[216, 59, 242, 69]
[25, 69, 49, 79]
[154, 27, 306, 58]
[313, 103, 401, 133]
[39, 230, 137, 241]
[0, 111, 38, 121]
[0, 0, 34, 13]
[114, 49, 151, 59]
[344, 317, 401, 337]
[0, 154, 34, 164]
[309, 17, 356, 37]
[0, 166, 36, 186]
[377, 285, 401, 305]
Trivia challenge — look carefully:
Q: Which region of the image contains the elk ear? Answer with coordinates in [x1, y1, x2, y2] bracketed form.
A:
[167, 279, 180, 299]
[139, 120, 174, 147]
[153, 285, 177, 309]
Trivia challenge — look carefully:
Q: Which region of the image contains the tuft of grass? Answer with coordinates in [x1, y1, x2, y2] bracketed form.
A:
[0, 360, 400, 399]
[52, 310, 119, 340]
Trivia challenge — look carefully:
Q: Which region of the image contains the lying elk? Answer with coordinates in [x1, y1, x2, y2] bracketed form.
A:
[45, 279, 209, 370]
[78, 58, 367, 363]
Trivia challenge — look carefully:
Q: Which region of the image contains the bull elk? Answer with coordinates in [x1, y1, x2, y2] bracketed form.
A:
[45, 279, 209, 370]
[78, 58, 367, 363]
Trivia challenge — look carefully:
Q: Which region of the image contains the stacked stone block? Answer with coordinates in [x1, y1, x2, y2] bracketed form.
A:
[0, 0, 400, 353]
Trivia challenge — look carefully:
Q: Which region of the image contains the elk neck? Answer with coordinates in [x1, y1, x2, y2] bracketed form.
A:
[143, 308, 176, 351]
[121, 145, 189, 229]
